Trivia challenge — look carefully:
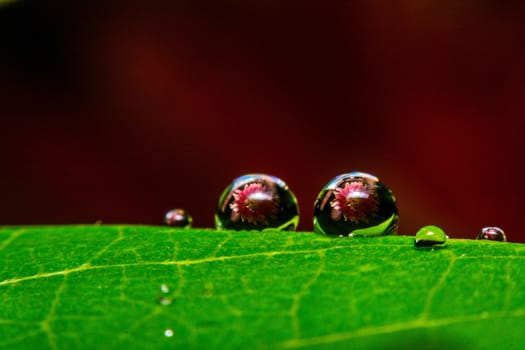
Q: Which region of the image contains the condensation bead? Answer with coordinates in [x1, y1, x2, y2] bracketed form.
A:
[215, 174, 299, 231]
[414, 225, 447, 248]
[476, 226, 506, 242]
[313, 172, 398, 236]
[164, 208, 192, 228]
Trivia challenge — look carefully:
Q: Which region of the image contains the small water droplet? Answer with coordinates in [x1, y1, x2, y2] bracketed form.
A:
[164, 329, 174, 338]
[164, 208, 192, 228]
[476, 227, 506, 242]
[160, 284, 170, 294]
[215, 174, 299, 231]
[414, 225, 447, 249]
[313, 172, 398, 236]
[158, 284, 173, 305]
[159, 297, 172, 306]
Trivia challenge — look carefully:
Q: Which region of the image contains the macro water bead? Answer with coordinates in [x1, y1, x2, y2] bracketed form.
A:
[476, 226, 506, 242]
[313, 172, 398, 236]
[164, 208, 192, 228]
[414, 225, 447, 248]
[215, 174, 299, 231]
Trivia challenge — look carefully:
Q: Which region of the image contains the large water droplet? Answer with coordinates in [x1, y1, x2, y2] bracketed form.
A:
[164, 208, 192, 228]
[215, 174, 299, 231]
[414, 225, 447, 248]
[476, 226, 506, 242]
[313, 172, 398, 236]
[164, 329, 174, 338]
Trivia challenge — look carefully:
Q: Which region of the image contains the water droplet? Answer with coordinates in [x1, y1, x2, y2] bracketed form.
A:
[164, 208, 192, 228]
[476, 226, 506, 242]
[215, 174, 299, 231]
[158, 284, 172, 305]
[313, 172, 398, 236]
[159, 297, 172, 306]
[164, 329, 174, 337]
[160, 284, 170, 294]
[414, 225, 447, 248]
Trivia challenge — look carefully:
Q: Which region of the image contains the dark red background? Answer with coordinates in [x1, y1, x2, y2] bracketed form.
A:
[1, 1, 524, 241]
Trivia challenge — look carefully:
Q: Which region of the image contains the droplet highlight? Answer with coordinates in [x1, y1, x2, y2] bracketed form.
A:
[313, 172, 398, 236]
[164, 208, 192, 228]
[215, 174, 299, 231]
[164, 329, 174, 338]
[476, 226, 506, 242]
[414, 225, 447, 248]
[160, 284, 170, 294]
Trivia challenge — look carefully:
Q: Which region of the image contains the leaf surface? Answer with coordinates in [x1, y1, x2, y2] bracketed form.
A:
[0, 225, 524, 349]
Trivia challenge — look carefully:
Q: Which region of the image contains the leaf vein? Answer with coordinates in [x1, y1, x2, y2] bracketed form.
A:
[0, 246, 348, 287]
[280, 309, 525, 349]
[419, 251, 456, 319]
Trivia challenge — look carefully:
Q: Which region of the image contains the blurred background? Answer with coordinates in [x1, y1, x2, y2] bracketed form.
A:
[1, 0, 524, 241]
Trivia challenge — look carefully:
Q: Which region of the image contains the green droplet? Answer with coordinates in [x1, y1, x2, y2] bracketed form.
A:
[414, 225, 447, 249]
[476, 226, 506, 242]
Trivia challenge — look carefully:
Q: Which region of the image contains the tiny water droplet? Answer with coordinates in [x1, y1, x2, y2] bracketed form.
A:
[313, 172, 398, 236]
[164, 208, 192, 228]
[159, 297, 172, 306]
[414, 225, 447, 249]
[160, 284, 170, 294]
[476, 227, 506, 242]
[164, 329, 174, 338]
[215, 174, 299, 231]
[158, 284, 172, 305]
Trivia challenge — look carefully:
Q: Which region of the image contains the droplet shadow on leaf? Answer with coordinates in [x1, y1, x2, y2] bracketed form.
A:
[203, 282, 214, 297]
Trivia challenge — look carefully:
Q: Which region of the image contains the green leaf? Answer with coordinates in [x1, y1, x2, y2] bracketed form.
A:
[1, 226, 524, 349]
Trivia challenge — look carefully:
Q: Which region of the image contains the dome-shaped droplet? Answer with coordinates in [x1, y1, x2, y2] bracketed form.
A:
[476, 226, 506, 242]
[414, 225, 447, 248]
[313, 172, 398, 236]
[215, 174, 299, 231]
[164, 209, 192, 228]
